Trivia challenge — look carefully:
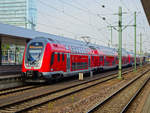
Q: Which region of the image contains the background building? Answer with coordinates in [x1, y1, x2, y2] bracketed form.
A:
[0, 0, 37, 30]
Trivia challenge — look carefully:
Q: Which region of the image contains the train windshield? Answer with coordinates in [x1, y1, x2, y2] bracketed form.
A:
[26, 42, 44, 65]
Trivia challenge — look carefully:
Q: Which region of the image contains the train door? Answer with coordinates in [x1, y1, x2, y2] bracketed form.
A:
[67, 53, 70, 72]
[88, 55, 91, 69]
[104, 56, 107, 66]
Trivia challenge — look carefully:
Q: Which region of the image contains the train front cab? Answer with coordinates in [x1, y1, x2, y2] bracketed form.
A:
[22, 39, 51, 82]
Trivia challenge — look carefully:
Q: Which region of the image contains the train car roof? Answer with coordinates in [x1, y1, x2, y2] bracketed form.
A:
[88, 43, 117, 55]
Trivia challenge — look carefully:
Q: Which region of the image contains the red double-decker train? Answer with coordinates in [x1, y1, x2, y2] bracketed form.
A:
[22, 36, 141, 82]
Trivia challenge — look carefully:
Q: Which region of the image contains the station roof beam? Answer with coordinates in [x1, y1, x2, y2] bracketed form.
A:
[141, 0, 150, 25]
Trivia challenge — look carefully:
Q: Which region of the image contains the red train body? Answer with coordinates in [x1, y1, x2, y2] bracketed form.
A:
[22, 37, 140, 82]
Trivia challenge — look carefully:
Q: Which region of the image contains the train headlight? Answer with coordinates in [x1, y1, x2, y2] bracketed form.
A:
[51, 68, 53, 71]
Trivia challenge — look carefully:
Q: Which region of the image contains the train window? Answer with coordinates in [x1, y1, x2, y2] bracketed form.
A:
[50, 52, 55, 66]
[89, 46, 96, 50]
[58, 53, 60, 62]
[66, 45, 69, 50]
[116, 57, 118, 61]
[71, 62, 88, 70]
[92, 56, 94, 61]
[62, 53, 65, 61]
[27, 42, 43, 63]
[100, 56, 103, 62]
[48, 38, 54, 42]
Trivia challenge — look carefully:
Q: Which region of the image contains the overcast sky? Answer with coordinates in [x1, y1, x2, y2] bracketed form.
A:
[36, 0, 150, 53]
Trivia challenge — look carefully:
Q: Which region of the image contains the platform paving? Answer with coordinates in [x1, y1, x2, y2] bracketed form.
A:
[0, 65, 21, 76]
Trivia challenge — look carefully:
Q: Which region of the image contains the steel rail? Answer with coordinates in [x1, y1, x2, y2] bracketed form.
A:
[86, 69, 150, 113]
[0, 66, 134, 98]
[0, 85, 42, 96]
[120, 76, 150, 113]
[0, 68, 130, 97]
[0, 68, 134, 112]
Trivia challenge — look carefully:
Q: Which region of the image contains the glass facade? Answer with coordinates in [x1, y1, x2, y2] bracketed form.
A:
[1, 36, 26, 65]
[0, 0, 37, 30]
[1, 49, 24, 65]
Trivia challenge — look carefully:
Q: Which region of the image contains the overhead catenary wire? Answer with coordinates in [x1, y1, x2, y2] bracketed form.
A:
[57, 0, 114, 39]
[37, 22, 76, 35]
[36, 0, 149, 52]
[94, 0, 115, 14]
[38, 7, 109, 40]
[59, 0, 146, 49]
[119, 0, 130, 11]
[38, 0, 110, 45]
[58, 0, 117, 28]
[38, 10, 97, 34]
[39, 0, 100, 30]
[37, 22, 109, 45]
[39, 0, 109, 38]
[38, 10, 76, 25]
[133, 0, 142, 12]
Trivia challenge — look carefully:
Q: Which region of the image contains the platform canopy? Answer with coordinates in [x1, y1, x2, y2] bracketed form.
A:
[141, 0, 150, 25]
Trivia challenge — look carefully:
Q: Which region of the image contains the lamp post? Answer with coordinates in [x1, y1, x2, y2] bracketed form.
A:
[118, 6, 123, 79]
[134, 12, 137, 72]
[140, 33, 142, 66]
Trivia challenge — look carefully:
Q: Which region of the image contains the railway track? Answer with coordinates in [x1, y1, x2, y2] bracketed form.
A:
[120, 77, 150, 113]
[0, 64, 143, 96]
[0, 66, 136, 113]
[87, 68, 150, 113]
[0, 85, 42, 96]
[0, 66, 135, 97]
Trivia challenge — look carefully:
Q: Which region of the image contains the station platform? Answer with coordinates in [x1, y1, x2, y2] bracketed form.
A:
[0, 65, 21, 76]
